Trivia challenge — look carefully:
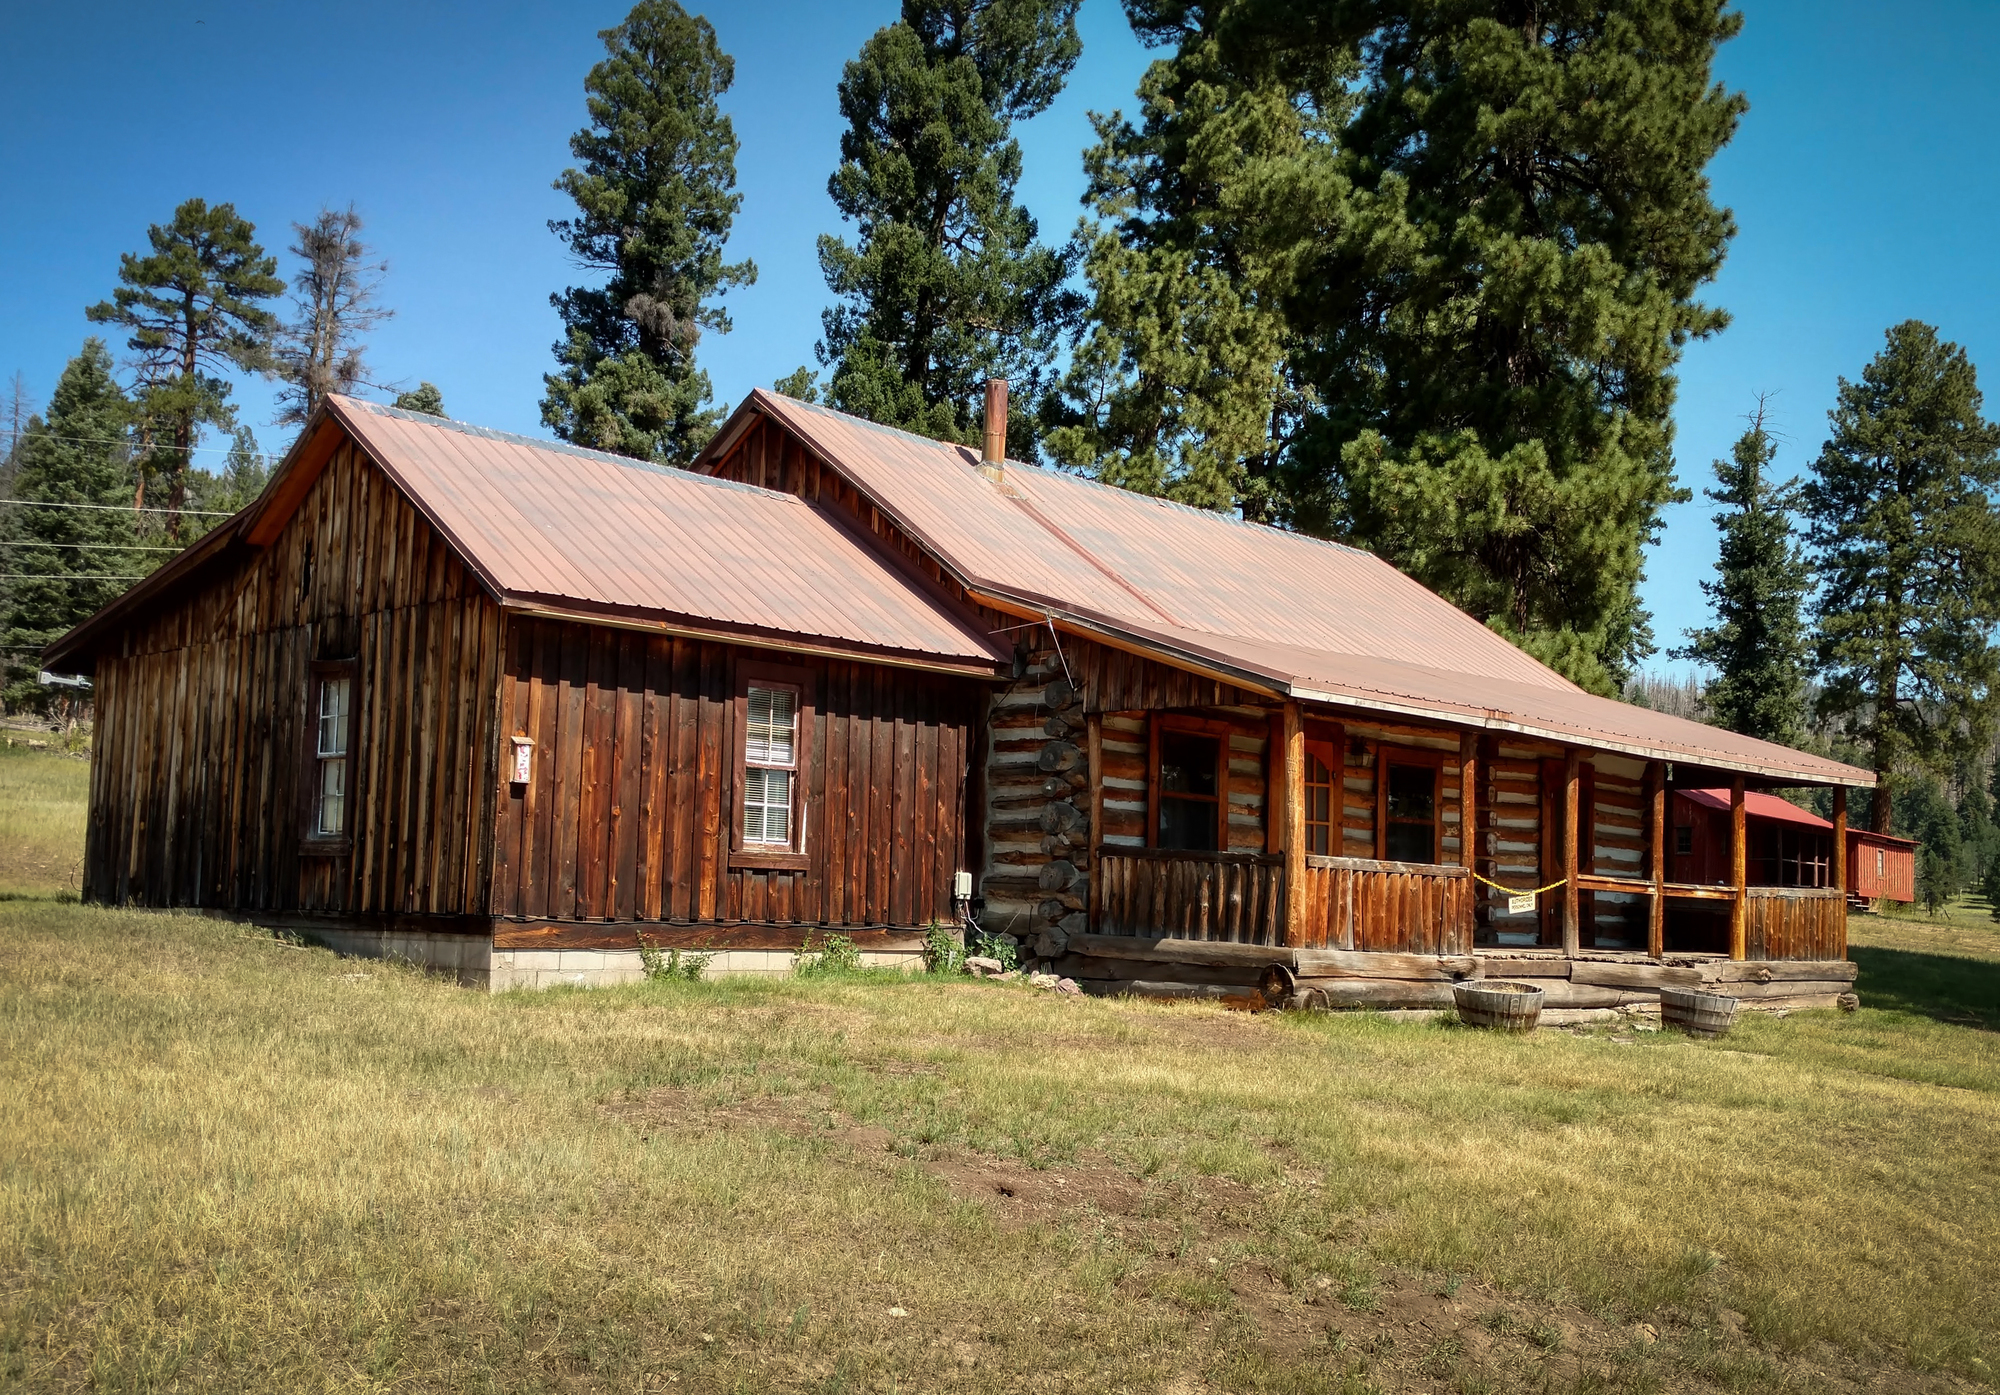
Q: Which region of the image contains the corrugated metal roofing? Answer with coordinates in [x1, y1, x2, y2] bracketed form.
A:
[329, 398, 1007, 669]
[727, 390, 1874, 786]
[1679, 789, 1834, 829]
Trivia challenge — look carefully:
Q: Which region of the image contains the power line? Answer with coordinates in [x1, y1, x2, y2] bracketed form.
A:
[0, 573, 147, 581]
[0, 542, 182, 551]
[0, 498, 235, 518]
[0, 426, 284, 463]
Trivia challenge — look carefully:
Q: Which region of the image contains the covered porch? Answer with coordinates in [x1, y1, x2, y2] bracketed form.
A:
[1055, 696, 1857, 1012]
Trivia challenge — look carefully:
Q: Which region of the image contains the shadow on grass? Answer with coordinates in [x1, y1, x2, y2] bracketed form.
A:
[1851, 945, 2000, 1031]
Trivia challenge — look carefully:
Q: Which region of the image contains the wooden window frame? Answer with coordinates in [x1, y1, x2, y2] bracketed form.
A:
[1375, 746, 1445, 866]
[1147, 713, 1231, 853]
[729, 658, 815, 872]
[1303, 738, 1340, 857]
[301, 658, 358, 856]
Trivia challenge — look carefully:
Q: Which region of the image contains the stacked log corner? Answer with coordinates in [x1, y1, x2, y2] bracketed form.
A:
[980, 639, 1091, 952]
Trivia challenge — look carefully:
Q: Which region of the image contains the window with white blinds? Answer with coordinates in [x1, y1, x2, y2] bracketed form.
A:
[743, 685, 798, 846]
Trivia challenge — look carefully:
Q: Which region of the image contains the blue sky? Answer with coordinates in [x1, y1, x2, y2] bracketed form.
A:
[2, 1, 1997, 672]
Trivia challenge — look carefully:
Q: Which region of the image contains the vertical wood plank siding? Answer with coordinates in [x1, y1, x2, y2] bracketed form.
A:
[1292, 857, 1472, 955]
[490, 615, 976, 928]
[84, 442, 503, 915]
[1743, 888, 1846, 961]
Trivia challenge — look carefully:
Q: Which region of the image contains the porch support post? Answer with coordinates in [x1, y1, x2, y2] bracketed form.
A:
[1646, 760, 1666, 959]
[1729, 774, 1748, 961]
[1459, 731, 1479, 944]
[1283, 699, 1306, 947]
[1832, 785, 1849, 956]
[1562, 750, 1581, 958]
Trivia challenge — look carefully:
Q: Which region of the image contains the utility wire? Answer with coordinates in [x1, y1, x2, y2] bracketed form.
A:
[0, 573, 147, 581]
[0, 542, 183, 551]
[0, 498, 235, 518]
[0, 426, 284, 463]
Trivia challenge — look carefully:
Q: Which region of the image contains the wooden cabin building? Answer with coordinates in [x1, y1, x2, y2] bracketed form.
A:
[1848, 828, 1917, 904]
[47, 388, 1874, 1011]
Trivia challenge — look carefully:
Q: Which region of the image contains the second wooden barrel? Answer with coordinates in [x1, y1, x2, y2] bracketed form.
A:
[1661, 986, 1740, 1038]
[1453, 980, 1544, 1032]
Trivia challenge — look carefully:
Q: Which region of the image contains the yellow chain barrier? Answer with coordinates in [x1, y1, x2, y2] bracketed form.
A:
[1469, 872, 1568, 898]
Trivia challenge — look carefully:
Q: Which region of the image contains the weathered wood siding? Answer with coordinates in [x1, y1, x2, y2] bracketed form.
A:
[1293, 856, 1473, 955]
[85, 441, 504, 915]
[491, 616, 978, 928]
[1744, 888, 1845, 961]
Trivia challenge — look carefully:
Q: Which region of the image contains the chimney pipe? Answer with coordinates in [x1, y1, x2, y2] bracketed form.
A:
[979, 378, 1008, 483]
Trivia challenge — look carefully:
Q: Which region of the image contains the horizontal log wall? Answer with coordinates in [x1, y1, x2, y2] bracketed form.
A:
[85, 440, 502, 916]
[1586, 754, 1649, 949]
[492, 615, 979, 928]
[1474, 742, 1548, 943]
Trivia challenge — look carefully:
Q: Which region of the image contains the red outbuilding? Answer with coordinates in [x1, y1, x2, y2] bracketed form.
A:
[1847, 829, 1918, 903]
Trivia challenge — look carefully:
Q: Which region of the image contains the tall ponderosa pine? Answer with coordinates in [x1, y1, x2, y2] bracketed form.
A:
[818, 0, 1085, 453]
[1046, 2, 1337, 511]
[1672, 406, 1812, 744]
[86, 198, 282, 539]
[274, 206, 392, 426]
[0, 341, 139, 709]
[1803, 321, 2000, 833]
[1162, 0, 1747, 694]
[543, 0, 755, 465]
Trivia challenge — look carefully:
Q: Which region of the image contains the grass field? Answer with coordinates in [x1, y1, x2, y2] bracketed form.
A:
[1, 746, 1996, 1393]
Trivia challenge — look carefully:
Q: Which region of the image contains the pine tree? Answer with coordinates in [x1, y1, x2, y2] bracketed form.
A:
[187, 426, 271, 534]
[394, 383, 447, 417]
[542, 0, 755, 466]
[817, 0, 1085, 453]
[1671, 404, 1812, 743]
[772, 367, 819, 403]
[0, 341, 139, 710]
[273, 206, 392, 426]
[1803, 321, 2000, 833]
[1201, 0, 1743, 694]
[86, 198, 283, 540]
[1045, 3, 1334, 511]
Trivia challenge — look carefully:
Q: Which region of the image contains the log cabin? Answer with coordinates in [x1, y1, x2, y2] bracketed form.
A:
[47, 385, 1874, 1011]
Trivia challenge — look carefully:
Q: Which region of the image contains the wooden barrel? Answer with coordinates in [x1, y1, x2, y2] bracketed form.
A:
[1661, 986, 1739, 1038]
[1453, 980, 1544, 1031]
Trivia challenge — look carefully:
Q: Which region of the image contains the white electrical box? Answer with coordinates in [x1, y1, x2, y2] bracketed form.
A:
[953, 870, 973, 901]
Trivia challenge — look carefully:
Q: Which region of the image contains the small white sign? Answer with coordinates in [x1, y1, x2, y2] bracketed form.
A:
[510, 735, 535, 785]
[1507, 893, 1536, 916]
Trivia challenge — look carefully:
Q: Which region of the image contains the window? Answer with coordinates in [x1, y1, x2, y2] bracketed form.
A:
[742, 685, 798, 846]
[1157, 729, 1222, 851]
[305, 661, 356, 848]
[732, 664, 813, 869]
[1876, 848, 1885, 877]
[1380, 759, 1438, 863]
[1304, 745, 1337, 856]
[1675, 825, 1694, 857]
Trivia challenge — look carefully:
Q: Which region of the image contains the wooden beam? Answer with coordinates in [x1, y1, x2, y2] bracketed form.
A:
[1562, 750, 1581, 958]
[1729, 773, 1748, 961]
[1832, 785, 1848, 958]
[1646, 760, 1666, 959]
[1283, 699, 1306, 947]
[1459, 730, 1479, 946]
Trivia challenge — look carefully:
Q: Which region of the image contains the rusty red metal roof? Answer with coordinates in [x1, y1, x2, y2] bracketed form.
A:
[1678, 789, 1834, 828]
[45, 397, 1010, 675]
[720, 390, 1875, 786]
[329, 398, 1007, 670]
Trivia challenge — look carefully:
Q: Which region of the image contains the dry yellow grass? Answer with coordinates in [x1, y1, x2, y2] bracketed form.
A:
[0, 743, 88, 898]
[0, 746, 1996, 1392]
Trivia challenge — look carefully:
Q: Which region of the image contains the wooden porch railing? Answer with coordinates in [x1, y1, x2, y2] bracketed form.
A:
[1745, 886, 1846, 961]
[1094, 849, 1471, 953]
[1096, 849, 1285, 945]
[1294, 855, 1472, 955]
